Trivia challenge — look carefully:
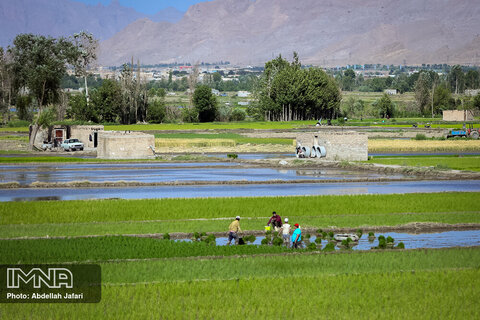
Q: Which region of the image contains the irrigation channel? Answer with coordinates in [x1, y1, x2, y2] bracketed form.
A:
[0, 163, 408, 185]
[1, 160, 480, 201]
[1, 180, 480, 201]
[181, 229, 480, 250]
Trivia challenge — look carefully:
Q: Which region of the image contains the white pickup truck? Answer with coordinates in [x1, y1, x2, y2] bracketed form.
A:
[61, 138, 84, 151]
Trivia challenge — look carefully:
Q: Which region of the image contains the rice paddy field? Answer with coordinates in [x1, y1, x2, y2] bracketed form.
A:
[369, 139, 480, 153]
[1, 192, 480, 318]
[2, 115, 480, 318]
[368, 155, 480, 172]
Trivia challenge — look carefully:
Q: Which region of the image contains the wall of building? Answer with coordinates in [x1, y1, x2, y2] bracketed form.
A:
[29, 125, 104, 149]
[70, 125, 104, 149]
[97, 131, 155, 159]
[442, 110, 474, 122]
[296, 131, 368, 161]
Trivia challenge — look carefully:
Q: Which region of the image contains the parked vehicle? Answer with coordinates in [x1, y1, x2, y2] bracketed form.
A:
[61, 138, 84, 151]
[446, 124, 479, 139]
[42, 141, 53, 150]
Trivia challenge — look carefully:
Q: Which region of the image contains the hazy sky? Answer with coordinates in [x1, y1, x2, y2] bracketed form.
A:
[75, 0, 209, 14]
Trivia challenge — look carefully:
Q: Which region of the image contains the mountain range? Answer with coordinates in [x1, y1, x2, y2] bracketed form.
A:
[2, 0, 480, 67]
[0, 0, 183, 46]
[98, 0, 480, 66]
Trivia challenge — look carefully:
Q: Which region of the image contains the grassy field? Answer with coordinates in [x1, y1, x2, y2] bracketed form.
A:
[369, 139, 480, 153]
[1, 248, 479, 318]
[154, 132, 293, 145]
[2, 190, 479, 318]
[368, 155, 480, 171]
[1, 193, 479, 238]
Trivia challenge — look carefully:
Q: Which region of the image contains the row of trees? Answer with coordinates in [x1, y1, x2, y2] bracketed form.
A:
[336, 66, 480, 94]
[251, 53, 341, 121]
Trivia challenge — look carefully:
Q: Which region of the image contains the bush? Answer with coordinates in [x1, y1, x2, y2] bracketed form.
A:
[415, 133, 427, 140]
[182, 107, 198, 123]
[147, 100, 166, 123]
[229, 108, 246, 121]
[7, 119, 30, 127]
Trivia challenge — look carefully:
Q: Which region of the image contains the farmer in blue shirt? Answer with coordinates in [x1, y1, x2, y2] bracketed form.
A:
[291, 223, 302, 248]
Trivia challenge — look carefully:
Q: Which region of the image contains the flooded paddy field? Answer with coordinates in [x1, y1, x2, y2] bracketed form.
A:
[0, 163, 408, 186]
[206, 229, 480, 250]
[2, 179, 480, 202]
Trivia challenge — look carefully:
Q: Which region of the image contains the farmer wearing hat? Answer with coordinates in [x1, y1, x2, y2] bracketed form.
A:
[279, 218, 291, 247]
[291, 223, 302, 249]
[227, 216, 242, 245]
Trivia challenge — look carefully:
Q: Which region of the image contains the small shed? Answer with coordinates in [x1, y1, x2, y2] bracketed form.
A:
[96, 131, 155, 159]
[296, 131, 368, 161]
[29, 125, 104, 149]
[442, 110, 474, 122]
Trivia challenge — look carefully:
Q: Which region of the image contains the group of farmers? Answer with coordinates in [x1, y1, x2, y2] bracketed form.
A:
[227, 211, 302, 248]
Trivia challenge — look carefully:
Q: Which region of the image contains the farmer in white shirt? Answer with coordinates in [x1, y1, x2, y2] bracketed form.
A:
[279, 218, 291, 247]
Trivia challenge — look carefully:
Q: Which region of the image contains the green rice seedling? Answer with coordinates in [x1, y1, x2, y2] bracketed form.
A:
[304, 234, 311, 239]
[323, 242, 336, 252]
[261, 238, 269, 245]
[243, 235, 256, 243]
[378, 235, 386, 242]
[322, 231, 328, 239]
[328, 231, 334, 239]
[316, 229, 323, 234]
[307, 242, 317, 250]
[206, 234, 217, 245]
[163, 233, 170, 240]
[314, 237, 322, 245]
[227, 153, 238, 159]
[386, 236, 394, 243]
[193, 232, 201, 241]
[377, 238, 387, 249]
[356, 229, 363, 238]
[368, 232, 375, 242]
[397, 242, 405, 249]
[272, 237, 284, 246]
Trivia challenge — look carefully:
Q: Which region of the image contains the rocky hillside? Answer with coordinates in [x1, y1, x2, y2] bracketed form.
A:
[98, 0, 480, 66]
[0, 0, 184, 46]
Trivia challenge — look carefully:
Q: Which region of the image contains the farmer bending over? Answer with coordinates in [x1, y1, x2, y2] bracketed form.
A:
[227, 216, 242, 245]
[267, 211, 282, 232]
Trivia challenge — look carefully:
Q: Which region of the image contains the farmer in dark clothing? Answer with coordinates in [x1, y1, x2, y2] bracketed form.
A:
[267, 211, 283, 232]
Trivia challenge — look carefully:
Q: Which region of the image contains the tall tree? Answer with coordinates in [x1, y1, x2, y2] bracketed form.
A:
[255, 53, 340, 121]
[414, 72, 431, 115]
[8, 34, 79, 148]
[465, 70, 480, 89]
[448, 65, 465, 94]
[342, 69, 356, 91]
[193, 85, 217, 122]
[0, 47, 14, 123]
[70, 31, 98, 104]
